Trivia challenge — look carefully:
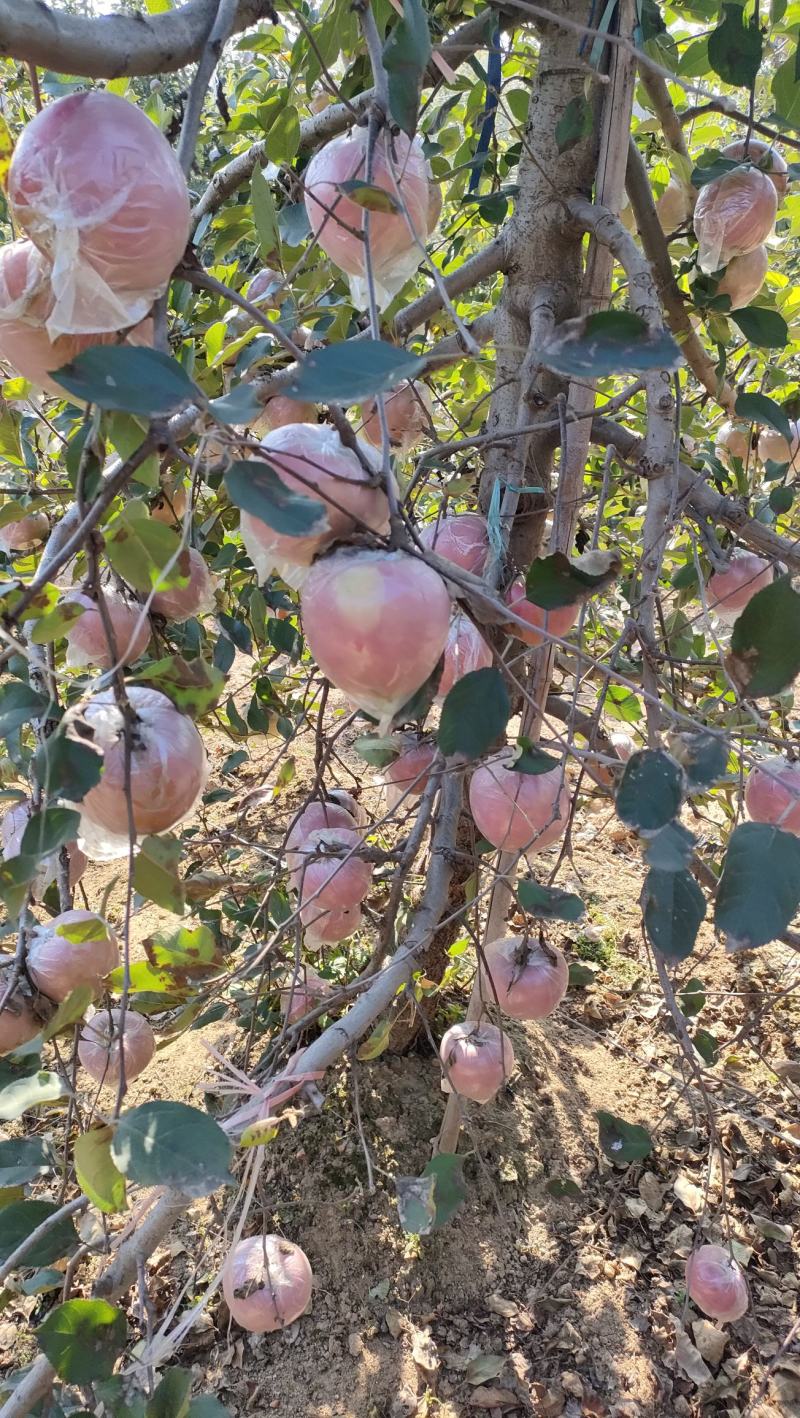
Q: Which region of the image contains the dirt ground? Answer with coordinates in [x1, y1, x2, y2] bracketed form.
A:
[2, 674, 799, 1418]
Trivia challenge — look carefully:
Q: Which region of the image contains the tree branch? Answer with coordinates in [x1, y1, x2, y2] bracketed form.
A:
[625, 139, 736, 413]
[0, 0, 275, 80]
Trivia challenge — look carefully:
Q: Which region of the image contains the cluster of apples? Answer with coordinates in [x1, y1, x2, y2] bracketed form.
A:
[716, 416, 799, 475]
[285, 791, 371, 948]
[0, 91, 190, 392]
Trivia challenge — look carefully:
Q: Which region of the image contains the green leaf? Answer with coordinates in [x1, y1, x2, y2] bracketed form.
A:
[133, 835, 186, 915]
[616, 750, 684, 832]
[267, 106, 300, 165]
[679, 976, 705, 1016]
[132, 656, 224, 719]
[147, 1366, 192, 1418]
[437, 667, 509, 759]
[643, 867, 706, 959]
[146, 924, 220, 980]
[734, 391, 793, 444]
[285, 341, 425, 405]
[50, 347, 199, 417]
[111, 1101, 233, 1198]
[569, 961, 598, 988]
[33, 732, 103, 803]
[29, 598, 87, 645]
[524, 549, 620, 609]
[643, 821, 696, 871]
[337, 180, 400, 214]
[250, 165, 280, 258]
[74, 1127, 127, 1215]
[597, 1110, 652, 1164]
[693, 1028, 719, 1065]
[56, 915, 108, 944]
[208, 382, 264, 426]
[0, 1138, 52, 1188]
[731, 307, 789, 350]
[517, 878, 585, 921]
[0, 1200, 77, 1268]
[422, 1152, 466, 1229]
[0, 856, 36, 917]
[555, 94, 593, 153]
[104, 509, 188, 596]
[43, 985, 94, 1042]
[0, 1071, 66, 1122]
[708, 3, 763, 88]
[715, 822, 800, 949]
[353, 735, 399, 769]
[669, 730, 729, 790]
[20, 808, 80, 860]
[356, 1015, 393, 1061]
[769, 485, 794, 515]
[396, 1153, 465, 1234]
[0, 682, 50, 739]
[188, 1398, 232, 1418]
[36, 1299, 127, 1383]
[512, 741, 560, 774]
[772, 53, 800, 128]
[224, 459, 327, 536]
[382, 0, 431, 137]
[541, 310, 682, 378]
[728, 576, 800, 698]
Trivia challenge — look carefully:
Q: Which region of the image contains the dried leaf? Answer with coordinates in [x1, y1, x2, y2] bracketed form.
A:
[673, 1173, 705, 1214]
[469, 1387, 519, 1409]
[673, 1319, 712, 1386]
[466, 1352, 507, 1385]
[486, 1292, 518, 1317]
[691, 1318, 727, 1367]
[410, 1325, 439, 1374]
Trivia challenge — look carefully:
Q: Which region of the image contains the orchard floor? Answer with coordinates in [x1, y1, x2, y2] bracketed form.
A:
[4, 680, 800, 1418]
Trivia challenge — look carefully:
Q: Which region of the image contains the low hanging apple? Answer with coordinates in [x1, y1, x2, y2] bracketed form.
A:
[0, 507, 50, 553]
[656, 180, 691, 233]
[745, 758, 800, 835]
[382, 740, 438, 806]
[439, 1020, 515, 1103]
[505, 578, 580, 648]
[286, 801, 357, 875]
[705, 550, 772, 621]
[27, 911, 119, 1002]
[304, 903, 363, 950]
[300, 547, 452, 728]
[360, 381, 432, 455]
[74, 686, 208, 860]
[240, 422, 389, 589]
[0, 991, 41, 1055]
[223, 1234, 313, 1333]
[469, 749, 570, 854]
[437, 612, 494, 700]
[686, 1244, 749, 1322]
[78, 1007, 155, 1086]
[290, 827, 372, 918]
[0, 238, 154, 396]
[716, 244, 768, 310]
[250, 396, 317, 438]
[303, 128, 429, 308]
[64, 590, 150, 669]
[151, 547, 216, 623]
[280, 967, 330, 1025]
[757, 419, 800, 469]
[480, 935, 569, 1020]
[693, 165, 777, 274]
[714, 421, 751, 469]
[8, 91, 190, 337]
[421, 511, 489, 577]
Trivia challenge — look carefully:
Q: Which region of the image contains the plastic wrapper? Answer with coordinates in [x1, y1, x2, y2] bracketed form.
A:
[151, 547, 217, 623]
[64, 590, 150, 669]
[360, 381, 432, 455]
[505, 576, 580, 648]
[705, 550, 772, 622]
[304, 129, 429, 310]
[223, 1236, 313, 1334]
[722, 138, 788, 199]
[240, 422, 389, 590]
[288, 826, 371, 916]
[436, 611, 493, 701]
[300, 547, 451, 729]
[420, 511, 489, 577]
[78, 1007, 155, 1086]
[250, 396, 317, 438]
[27, 909, 119, 1002]
[0, 238, 153, 397]
[286, 801, 356, 875]
[480, 935, 569, 1020]
[75, 686, 208, 861]
[686, 1245, 749, 1322]
[304, 902, 363, 950]
[714, 421, 750, 469]
[8, 91, 190, 338]
[717, 243, 768, 310]
[0, 991, 40, 1056]
[745, 758, 800, 834]
[1, 796, 86, 898]
[439, 1020, 515, 1103]
[0, 510, 49, 552]
[693, 165, 777, 274]
[656, 180, 690, 234]
[469, 748, 570, 855]
[758, 419, 800, 469]
[280, 966, 330, 1024]
[381, 739, 437, 811]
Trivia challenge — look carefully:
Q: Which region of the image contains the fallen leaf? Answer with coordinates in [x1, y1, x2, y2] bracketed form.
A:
[486, 1292, 518, 1317]
[751, 1213, 793, 1243]
[691, 1318, 727, 1367]
[673, 1173, 705, 1214]
[348, 1332, 363, 1357]
[531, 1383, 565, 1416]
[638, 1172, 664, 1212]
[385, 1308, 405, 1339]
[469, 1386, 519, 1409]
[466, 1352, 507, 1385]
[772, 1059, 800, 1082]
[411, 1325, 439, 1374]
[561, 1370, 584, 1398]
[673, 1319, 712, 1386]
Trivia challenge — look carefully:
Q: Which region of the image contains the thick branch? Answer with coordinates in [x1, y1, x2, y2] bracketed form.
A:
[591, 415, 800, 576]
[625, 140, 736, 414]
[0, 0, 274, 80]
[638, 67, 689, 159]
